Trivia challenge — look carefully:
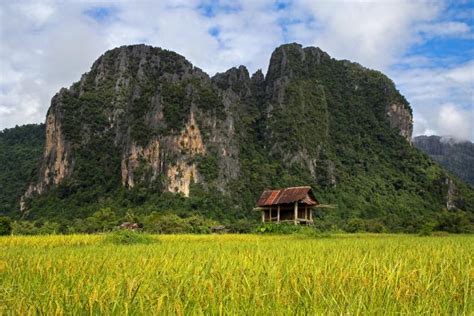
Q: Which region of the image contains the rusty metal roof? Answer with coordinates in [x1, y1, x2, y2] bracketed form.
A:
[256, 186, 319, 207]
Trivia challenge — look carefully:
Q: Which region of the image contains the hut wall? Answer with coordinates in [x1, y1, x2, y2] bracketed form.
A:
[261, 203, 313, 223]
[279, 209, 294, 221]
[264, 210, 270, 221]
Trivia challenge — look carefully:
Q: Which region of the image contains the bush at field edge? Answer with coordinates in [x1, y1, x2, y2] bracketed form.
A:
[104, 230, 157, 245]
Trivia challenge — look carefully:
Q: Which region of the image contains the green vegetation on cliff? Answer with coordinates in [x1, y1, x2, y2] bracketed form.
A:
[0, 124, 44, 217]
[2, 43, 473, 234]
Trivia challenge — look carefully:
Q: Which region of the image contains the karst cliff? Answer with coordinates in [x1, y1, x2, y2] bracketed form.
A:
[19, 43, 472, 222]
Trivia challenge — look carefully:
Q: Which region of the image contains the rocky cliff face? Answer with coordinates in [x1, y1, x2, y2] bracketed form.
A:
[120, 110, 206, 196]
[24, 43, 471, 219]
[22, 45, 245, 207]
[414, 135, 474, 186]
[386, 103, 413, 142]
[22, 91, 73, 209]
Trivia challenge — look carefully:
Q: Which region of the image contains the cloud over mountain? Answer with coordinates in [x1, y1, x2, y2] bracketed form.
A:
[0, 0, 472, 139]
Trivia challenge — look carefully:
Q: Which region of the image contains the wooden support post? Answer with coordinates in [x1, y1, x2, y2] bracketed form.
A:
[310, 208, 313, 222]
[294, 202, 298, 225]
[269, 207, 272, 222]
[261, 210, 265, 223]
[277, 205, 280, 223]
[305, 205, 308, 220]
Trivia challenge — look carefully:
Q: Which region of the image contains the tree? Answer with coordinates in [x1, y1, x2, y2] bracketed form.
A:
[436, 210, 472, 233]
[345, 218, 365, 233]
[86, 208, 118, 232]
[0, 216, 12, 235]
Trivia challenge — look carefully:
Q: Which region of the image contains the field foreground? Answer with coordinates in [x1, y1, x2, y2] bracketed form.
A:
[1, 234, 472, 315]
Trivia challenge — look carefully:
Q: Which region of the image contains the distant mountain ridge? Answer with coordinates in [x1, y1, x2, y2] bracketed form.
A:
[413, 135, 474, 186]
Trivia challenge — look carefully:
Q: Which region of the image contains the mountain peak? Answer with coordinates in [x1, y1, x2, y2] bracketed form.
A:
[266, 43, 330, 81]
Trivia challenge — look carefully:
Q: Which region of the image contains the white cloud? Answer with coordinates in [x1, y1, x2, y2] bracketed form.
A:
[418, 21, 471, 38]
[0, 0, 472, 141]
[0, 1, 110, 128]
[445, 60, 474, 86]
[438, 104, 472, 141]
[392, 60, 473, 141]
[18, 1, 55, 26]
[291, 0, 441, 71]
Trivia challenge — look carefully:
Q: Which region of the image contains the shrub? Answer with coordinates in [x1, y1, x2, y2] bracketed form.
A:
[344, 218, 366, 233]
[0, 216, 12, 235]
[104, 230, 156, 245]
[186, 215, 216, 234]
[37, 221, 61, 235]
[141, 213, 217, 234]
[435, 210, 472, 233]
[227, 219, 255, 233]
[147, 214, 192, 234]
[365, 219, 387, 233]
[12, 220, 37, 235]
[418, 227, 432, 237]
[86, 208, 119, 233]
[418, 222, 436, 236]
[256, 223, 322, 236]
[431, 231, 450, 237]
[256, 223, 297, 234]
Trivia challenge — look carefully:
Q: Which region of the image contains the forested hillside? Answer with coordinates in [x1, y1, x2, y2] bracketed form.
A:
[2, 43, 472, 233]
[0, 124, 44, 217]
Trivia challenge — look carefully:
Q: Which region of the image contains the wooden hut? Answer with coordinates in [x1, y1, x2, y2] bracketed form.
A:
[255, 186, 319, 225]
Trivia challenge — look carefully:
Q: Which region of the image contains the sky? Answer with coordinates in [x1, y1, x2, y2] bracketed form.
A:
[0, 0, 472, 140]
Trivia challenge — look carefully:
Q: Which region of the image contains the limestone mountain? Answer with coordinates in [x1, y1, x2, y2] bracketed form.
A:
[14, 43, 473, 231]
[414, 136, 474, 186]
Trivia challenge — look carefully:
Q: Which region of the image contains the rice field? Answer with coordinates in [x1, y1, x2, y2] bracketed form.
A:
[1, 234, 472, 315]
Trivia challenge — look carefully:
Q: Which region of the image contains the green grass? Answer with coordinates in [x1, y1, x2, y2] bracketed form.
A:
[0, 234, 472, 315]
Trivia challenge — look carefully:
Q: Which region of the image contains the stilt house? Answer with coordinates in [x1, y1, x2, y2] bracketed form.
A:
[255, 186, 319, 225]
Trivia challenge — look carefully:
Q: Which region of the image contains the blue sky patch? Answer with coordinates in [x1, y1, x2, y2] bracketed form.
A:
[208, 26, 220, 37]
[274, 0, 289, 11]
[198, 0, 241, 17]
[409, 37, 473, 68]
[83, 6, 116, 23]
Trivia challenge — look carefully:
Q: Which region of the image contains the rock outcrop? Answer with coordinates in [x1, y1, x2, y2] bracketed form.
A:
[121, 139, 161, 188]
[386, 103, 413, 142]
[21, 91, 73, 210]
[445, 177, 458, 210]
[22, 45, 242, 206]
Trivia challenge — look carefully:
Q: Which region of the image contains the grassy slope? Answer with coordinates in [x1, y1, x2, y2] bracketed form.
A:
[1, 234, 472, 314]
